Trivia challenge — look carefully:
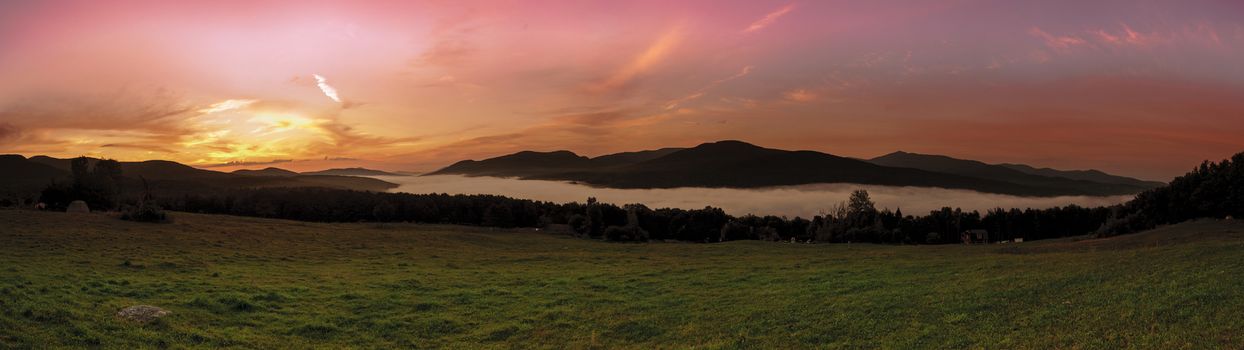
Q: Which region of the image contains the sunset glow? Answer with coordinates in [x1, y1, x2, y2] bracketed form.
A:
[2, 0, 1243, 179]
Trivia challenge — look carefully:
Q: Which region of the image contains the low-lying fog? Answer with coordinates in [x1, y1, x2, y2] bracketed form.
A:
[376, 175, 1134, 218]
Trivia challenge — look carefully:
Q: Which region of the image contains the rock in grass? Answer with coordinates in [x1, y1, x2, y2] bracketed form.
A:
[66, 200, 90, 213]
[116, 305, 170, 323]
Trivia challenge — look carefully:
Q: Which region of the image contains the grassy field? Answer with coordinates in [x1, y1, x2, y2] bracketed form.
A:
[2, 209, 1243, 349]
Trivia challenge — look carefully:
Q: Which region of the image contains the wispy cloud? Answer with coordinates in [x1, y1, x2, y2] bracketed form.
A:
[200, 159, 292, 168]
[198, 99, 257, 114]
[744, 4, 795, 33]
[1037, 23, 1228, 53]
[1029, 27, 1088, 51]
[0, 123, 20, 144]
[100, 143, 177, 153]
[666, 65, 754, 110]
[783, 88, 818, 102]
[313, 74, 342, 103]
[1092, 24, 1167, 48]
[0, 90, 194, 137]
[586, 27, 682, 93]
[415, 39, 476, 67]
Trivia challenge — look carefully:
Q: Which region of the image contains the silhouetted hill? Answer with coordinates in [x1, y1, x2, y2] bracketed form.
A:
[868, 151, 1162, 196]
[282, 175, 398, 191]
[27, 155, 89, 171]
[0, 155, 70, 192]
[431, 150, 593, 177]
[28, 156, 228, 180]
[428, 140, 1144, 196]
[558, 141, 1043, 193]
[587, 148, 685, 167]
[125, 160, 236, 180]
[233, 167, 300, 177]
[1, 156, 398, 196]
[0, 155, 67, 179]
[300, 167, 404, 176]
[997, 163, 1165, 188]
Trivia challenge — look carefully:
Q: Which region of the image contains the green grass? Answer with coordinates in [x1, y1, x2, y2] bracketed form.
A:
[2, 210, 1243, 349]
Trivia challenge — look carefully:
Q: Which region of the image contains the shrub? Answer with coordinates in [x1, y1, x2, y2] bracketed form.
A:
[604, 225, 648, 242]
[1095, 211, 1149, 238]
[120, 202, 171, 223]
[482, 203, 515, 228]
[567, 214, 588, 236]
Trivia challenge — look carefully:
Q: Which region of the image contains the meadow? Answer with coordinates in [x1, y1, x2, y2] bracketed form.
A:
[2, 209, 1242, 349]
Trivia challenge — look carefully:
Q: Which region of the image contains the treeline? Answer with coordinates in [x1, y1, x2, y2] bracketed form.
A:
[35, 151, 1244, 244]
[154, 187, 1110, 244]
[1098, 152, 1244, 236]
[39, 157, 124, 211]
[34, 157, 170, 222]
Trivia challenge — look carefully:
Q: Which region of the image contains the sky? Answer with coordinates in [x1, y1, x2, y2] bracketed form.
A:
[1, 0, 1243, 180]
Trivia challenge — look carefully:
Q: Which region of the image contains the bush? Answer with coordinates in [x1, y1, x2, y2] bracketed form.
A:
[604, 225, 648, 242]
[1095, 211, 1149, 238]
[120, 202, 171, 223]
[567, 214, 588, 236]
[719, 221, 753, 241]
[482, 204, 515, 228]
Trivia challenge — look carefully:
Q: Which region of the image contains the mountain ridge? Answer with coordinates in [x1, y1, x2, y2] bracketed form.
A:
[300, 167, 405, 177]
[1, 155, 398, 194]
[868, 151, 1162, 195]
[233, 167, 300, 177]
[428, 140, 1156, 197]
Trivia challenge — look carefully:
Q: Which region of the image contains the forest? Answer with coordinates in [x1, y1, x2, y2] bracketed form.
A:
[154, 187, 1108, 244]
[1097, 152, 1244, 236]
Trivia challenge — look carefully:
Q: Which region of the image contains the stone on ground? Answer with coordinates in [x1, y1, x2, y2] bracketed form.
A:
[66, 200, 90, 213]
[116, 305, 170, 323]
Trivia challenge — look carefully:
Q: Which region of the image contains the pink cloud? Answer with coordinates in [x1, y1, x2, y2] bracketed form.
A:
[744, 4, 796, 33]
[1029, 27, 1088, 51]
[1095, 24, 1167, 48]
[783, 89, 818, 103]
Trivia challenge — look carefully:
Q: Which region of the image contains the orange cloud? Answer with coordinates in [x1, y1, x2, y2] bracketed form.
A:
[0, 123, 19, 143]
[665, 65, 753, 110]
[586, 27, 682, 93]
[415, 38, 476, 67]
[198, 99, 257, 114]
[744, 4, 795, 33]
[784, 88, 818, 102]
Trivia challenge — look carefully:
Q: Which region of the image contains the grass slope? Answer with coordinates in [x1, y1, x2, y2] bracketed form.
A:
[2, 210, 1242, 348]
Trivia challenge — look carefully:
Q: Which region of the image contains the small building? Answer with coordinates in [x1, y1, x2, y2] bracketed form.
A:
[961, 229, 988, 244]
[66, 200, 90, 213]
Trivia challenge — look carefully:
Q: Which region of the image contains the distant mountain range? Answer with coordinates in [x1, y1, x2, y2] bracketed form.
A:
[300, 167, 404, 177]
[232, 167, 300, 177]
[867, 151, 1164, 195]
[230, 167, 403, 177]
[0, 155, 399, 195]
[428, 140, 1162, 197]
